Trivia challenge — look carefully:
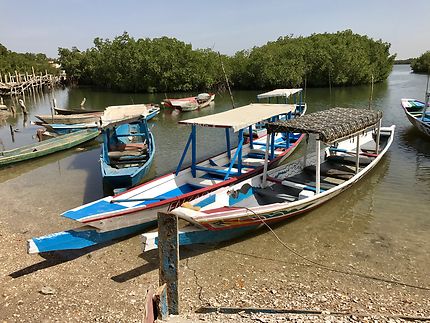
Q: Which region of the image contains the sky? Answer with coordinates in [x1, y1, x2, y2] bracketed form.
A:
[0, 0, 429, 59]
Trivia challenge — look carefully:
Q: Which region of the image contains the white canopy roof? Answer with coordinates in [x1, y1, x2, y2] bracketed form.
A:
[257, 88, 302, 100]
[179, 103, 296, 132]
[101, 104, 149, 125]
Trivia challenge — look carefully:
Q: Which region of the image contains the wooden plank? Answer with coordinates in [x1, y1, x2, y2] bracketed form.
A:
[158, 212, 179, 315]
[143, 288, 155, 323]
[153, 284, 168, 321]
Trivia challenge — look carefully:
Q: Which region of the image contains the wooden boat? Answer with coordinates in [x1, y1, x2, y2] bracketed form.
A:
[162, 93, 215, 112]
[53, 103, 160, 120]
[401, 97, 430, 137]
[35, 112, 103, 125]
[103, 104, 160, 121]
[27, 102, 306, 253]
[142, 108, 395, 251]
[39, 122, 100, 135]
[101, 115, 155, 191]
[246, 88, 306, 138]
[0, 129, 100, 166]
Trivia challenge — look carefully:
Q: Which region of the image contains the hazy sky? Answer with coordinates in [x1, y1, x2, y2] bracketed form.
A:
[1, 0, 428, 59]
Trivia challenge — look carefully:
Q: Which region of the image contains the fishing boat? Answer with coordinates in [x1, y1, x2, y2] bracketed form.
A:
[101, 115, 155, 192]
[162, 93, 215, 112]
[400, 79, 430, 137]
[35, 112, 103, 125]
[54, 103, 160, 120]
[142, 108, 395, 251]
[246, 88, 306, 139]
[27, 102, 306, 253]
[0, 129, 100, 166]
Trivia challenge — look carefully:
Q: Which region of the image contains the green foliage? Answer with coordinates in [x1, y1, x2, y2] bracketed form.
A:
[0, 43, 58, 75]
[411, 51, 430, 74]
[58, 30, 396, 92]
[59, 32, 225, 92]
[232, 30, 395, 89]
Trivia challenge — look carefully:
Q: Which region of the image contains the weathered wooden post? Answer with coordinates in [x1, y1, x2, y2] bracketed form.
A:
[157, 211, 179, 316]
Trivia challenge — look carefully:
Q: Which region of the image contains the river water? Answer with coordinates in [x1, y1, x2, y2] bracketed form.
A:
[0, 65, 429, 292]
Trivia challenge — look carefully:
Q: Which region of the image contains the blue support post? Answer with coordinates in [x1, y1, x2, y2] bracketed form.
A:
[248, 126, 253, 149]
[224, 131, 244, 180]
[270, 132, 275, 160]
[237, 129, 244, 174]
[175, 131, 193, 176]
[225, 128, 231, 160]
[191, 125, 197, 177]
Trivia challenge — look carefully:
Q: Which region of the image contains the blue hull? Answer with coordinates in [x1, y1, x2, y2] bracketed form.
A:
[28, 221, 156, 254]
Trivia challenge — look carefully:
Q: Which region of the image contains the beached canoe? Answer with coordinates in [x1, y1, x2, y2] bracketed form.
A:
[0, 129, 100, 166]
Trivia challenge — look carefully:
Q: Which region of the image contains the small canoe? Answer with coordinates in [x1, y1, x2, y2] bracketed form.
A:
[0, 129, 100, 166]
[101, 115, 155, 191]
[162, 93, 215, 112]
[54, 107, 103, 115]
[35, 112, 103, 125]
[401, 98, 430, 137]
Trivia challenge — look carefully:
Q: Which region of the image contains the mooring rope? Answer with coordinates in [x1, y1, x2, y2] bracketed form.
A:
[238, 206, 430, 292]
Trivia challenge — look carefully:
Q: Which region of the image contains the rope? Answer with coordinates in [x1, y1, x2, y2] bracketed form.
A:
[238, 206, 430, 291]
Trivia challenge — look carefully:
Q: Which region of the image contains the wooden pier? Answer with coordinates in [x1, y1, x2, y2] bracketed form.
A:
[0, 68, 61, 97]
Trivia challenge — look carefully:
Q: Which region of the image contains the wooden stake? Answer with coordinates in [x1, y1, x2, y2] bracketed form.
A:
[157, 212, 179, 315]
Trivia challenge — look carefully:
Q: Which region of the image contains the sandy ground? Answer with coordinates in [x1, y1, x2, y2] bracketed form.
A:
[1, 216, 430, 323]
[0, 169, 429, 323]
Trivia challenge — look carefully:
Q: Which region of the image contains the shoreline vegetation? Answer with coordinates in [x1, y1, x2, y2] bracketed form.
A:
[410, 51, 430, 74]
[6, 30, 430, 93]
[57, 30, 395, 92]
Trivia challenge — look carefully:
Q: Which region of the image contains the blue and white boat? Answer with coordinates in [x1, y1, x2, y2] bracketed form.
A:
[27, 101, 306, 253]
[401, 77, 430, 138]
[101, 115, 155, 192]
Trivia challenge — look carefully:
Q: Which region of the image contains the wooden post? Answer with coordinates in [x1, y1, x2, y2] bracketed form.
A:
[157, 212, 179, 315]
[153, 284, 169, 320]
[355, 134, 360, 174]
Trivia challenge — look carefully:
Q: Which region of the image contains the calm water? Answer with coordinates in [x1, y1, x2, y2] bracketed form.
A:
[0, 65, 429, 281]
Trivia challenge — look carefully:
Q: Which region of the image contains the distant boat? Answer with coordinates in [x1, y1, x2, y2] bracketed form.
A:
[142, 108, 395, 251]
[35, 112, 103, 125]
[162, 93, 215, 112]
[0, 129, 100, 166]
[401, 98, 430, 137]
[101, 115, 155, 192]
[53, 103, 160, 120]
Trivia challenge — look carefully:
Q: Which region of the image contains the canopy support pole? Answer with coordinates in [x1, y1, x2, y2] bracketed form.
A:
[191, 125, 197, 177]
[248, 126, 254, 149]
[422, 74, 429, 121]
[303, 134, 309, 168]
[225, 128, 231, 160]
[316, 136, 321, 194]
[270, 131, 275, 160]
[175, 130, 193, 176]
[223, 130, 244, 180]
[375, 119, 381, 155]
[262, 133, 271, 188]
[355, 134, 360, 174]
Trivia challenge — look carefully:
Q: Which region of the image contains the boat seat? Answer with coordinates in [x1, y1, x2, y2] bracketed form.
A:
[110, 142, 148, 152]
[241, 157, 266, 167]
[326, 154, 374, 166]
[254, 184, 299, 204]
[187, 177, 223, 188]
[304, 162, 355, 180]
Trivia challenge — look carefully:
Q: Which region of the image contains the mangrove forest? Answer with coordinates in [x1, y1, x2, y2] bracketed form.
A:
[411, 51, 430, 74]
[56, 30, 396, 93]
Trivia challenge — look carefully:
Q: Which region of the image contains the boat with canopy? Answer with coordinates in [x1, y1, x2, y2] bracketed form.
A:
[27, 102, 305, 253]
[142, 107, 395, 251]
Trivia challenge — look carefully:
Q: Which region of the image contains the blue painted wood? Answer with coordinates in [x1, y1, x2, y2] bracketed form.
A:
[225, 128, 231, 160]
[157, 212, 179, 315]
[175, 131, 193, 176]
[28, 221, 155, 253]
[191, 125, 196, 177]
[237, 129, 244, 175]
[223, 132, 244, 180]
